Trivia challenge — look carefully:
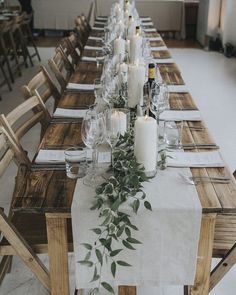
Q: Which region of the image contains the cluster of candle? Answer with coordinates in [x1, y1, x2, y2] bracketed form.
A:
[104, 0, 158, 175]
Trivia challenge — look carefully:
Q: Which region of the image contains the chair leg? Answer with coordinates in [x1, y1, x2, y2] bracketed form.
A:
[0, 256, 13, 285]
[0, 61, 12, 91]
[27, 27, 41, 62]
[184, 286, 189, 295]
[0, 38, 14, 83]
[0, 210, 50, 290]
[210, 243, 236, 292]
[9, 31, 22, 77]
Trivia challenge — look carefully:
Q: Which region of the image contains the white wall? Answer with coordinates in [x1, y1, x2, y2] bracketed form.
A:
[222, 0, 236, 46]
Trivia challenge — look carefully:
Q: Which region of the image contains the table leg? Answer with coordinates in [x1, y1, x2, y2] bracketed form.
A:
[46, 213, 70, 295]
[189, 213, 216, 295]
[118, 286, 136, 295]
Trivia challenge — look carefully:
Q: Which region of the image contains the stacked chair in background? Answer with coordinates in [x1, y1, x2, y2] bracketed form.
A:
[0, 12, 41, 99]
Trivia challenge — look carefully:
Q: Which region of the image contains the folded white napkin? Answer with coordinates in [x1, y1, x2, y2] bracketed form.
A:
[160, 110, 201, 121]
[142, 22, 154, 26]
[144, 28, 157, 32]
[96, 16, 108, 21]
[167, 85, 188, 93]
[35, 149, 111, 164]
[155, 58, 174, 64]
[84, 45, 103, 51]
[53, 108, 88, 118]
[92, 27, 104, 31]
[151, 46, 168, 51]
[146, 37, 162, 41]
[94, 21, 106, 25]
[81, 56, 104, 62]
[88, 36, 103, 41]
[141, 17, 151, 21]
[66, 83, 94, 91]
[166, 151, 224, 168]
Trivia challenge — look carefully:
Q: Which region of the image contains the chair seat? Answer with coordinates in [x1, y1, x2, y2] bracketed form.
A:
[0, 212, 73, 255]
[213, 214, 236, 257]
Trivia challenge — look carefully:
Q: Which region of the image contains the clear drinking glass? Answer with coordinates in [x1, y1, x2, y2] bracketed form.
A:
[164, 121, 183, 149]
[64, 147, 87, 179]
[81, 107, 105, 186]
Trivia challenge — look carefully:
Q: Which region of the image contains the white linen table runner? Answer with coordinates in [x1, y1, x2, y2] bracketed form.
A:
[72, 168, 201, 289]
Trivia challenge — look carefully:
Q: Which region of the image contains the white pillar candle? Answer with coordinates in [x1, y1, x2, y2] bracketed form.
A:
[111, 110, 127, 135]
[118, 20, 125, 35]
[134, 116, 157, 173]
[114, 37, 126, 58]
[127, 16, 135, 37]
[127, 62, 145, 108]
[118, 62, 128, 84]
[126, 39, 130, 57]
[130, 34, 142, 63]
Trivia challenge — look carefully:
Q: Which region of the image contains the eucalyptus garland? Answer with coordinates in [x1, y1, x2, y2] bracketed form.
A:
[78, 130, 152, 294]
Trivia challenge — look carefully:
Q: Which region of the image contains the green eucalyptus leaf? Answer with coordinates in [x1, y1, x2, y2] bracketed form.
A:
[117, 260, 132, 267]
[111, 261, 116, 278]
[101, 282, 115, 294]
[110, 249, 123, 257]
[78, 260, 93, 267]
[85, 251, 91, 261]
[126, 237, 142, 244]
[88, 288, 99, 295]
[122, 240, 136, 250]
[144, 201, 152, 211]
[91, 228, 102, 235]
[125, 227, 131, 237]
[90, 266, 100, 282]
[81, 243, 93, 250]
[95, 249, 103, 265]
[132, 199, 140, 214]
[117, 224, 126, 237]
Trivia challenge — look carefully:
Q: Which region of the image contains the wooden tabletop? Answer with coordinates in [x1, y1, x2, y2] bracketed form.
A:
[11, 26, 236, 215]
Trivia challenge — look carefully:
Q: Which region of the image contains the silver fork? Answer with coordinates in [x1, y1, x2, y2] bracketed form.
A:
[179, 173, 230, 185]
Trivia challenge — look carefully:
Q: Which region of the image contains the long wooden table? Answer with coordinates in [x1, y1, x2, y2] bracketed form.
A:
[11, 18, 236, 295]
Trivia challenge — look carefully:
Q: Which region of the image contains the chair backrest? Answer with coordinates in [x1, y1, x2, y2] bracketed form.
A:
[48, 48, 74, 92]
[67, 32, 83, 55]
[74, 16, 89, 43]
[57, 37, 80, 70]
[0, 94, 51, 148]
[21, 66, 60, 110]
[0, 125, 30, 177]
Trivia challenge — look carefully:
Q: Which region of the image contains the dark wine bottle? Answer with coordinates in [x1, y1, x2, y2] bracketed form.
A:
[143, 63, 159, 118]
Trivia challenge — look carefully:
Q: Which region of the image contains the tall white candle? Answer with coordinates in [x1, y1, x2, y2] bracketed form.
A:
[114, 37, 126, 58]
[127, 62, 145, 108]
[127, 16, 135, 37]
[111, 110, 127, 135]
[130, 34, 142, 63]
[126, 39, 130, 57]
[134, 116, 157, 173]
[118, 62, 128, 84]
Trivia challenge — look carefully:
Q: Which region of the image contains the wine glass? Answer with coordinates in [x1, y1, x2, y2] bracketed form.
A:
[104, 109, 121, 167]
[81, 107, 105, 187]
[94, 78, 103, 103]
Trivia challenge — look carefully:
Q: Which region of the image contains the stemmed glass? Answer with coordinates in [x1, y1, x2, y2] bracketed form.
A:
[81, 107, 105, 187]
[104, 109, 121, 167]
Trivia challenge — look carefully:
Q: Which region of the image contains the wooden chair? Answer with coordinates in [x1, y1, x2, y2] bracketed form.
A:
[74, 16, 89, 45]
[0, 19, 22, 83]
[21, 66, 60, 112]
[0, 94, 51, 148]
[57, 37, 80, 70]
[0, 124, 73, 290]
[0, 56, 12, 100]
[48, 48, 74, 93]
[20, 12, 41, 63]
[67, 32, 84, 57]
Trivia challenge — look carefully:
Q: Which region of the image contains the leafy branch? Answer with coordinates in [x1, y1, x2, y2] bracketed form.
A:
[78, 131, 152, 294]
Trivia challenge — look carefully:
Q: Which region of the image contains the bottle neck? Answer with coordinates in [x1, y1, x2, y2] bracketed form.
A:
[148, 67, 155, 81]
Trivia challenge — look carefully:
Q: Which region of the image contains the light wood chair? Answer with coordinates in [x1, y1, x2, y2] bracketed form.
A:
[0, 94, 51, 147]
[0, 124, 73, 290]
[74, 16, 89, 45]
[48, 48, 74, 93]
[57, 37, 80, 70]
[21, 66, 60, 112]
